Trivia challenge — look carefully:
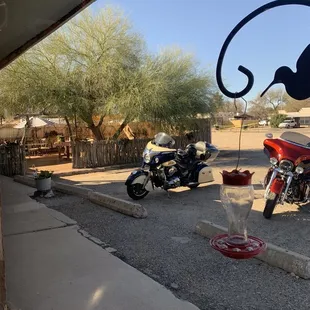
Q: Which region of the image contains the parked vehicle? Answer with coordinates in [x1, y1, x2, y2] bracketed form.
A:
[259, 120, 268, 126]
[278, 119, 297, 128]
[125, 132, 219, 200]
[263, 131, 310, 219]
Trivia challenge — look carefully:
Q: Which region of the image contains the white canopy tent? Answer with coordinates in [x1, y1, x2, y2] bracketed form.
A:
[14, 117, 55, 129]
[14, 117, 56, 145]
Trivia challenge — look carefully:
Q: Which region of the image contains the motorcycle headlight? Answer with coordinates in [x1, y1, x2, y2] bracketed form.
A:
[279, 160, 294, 172]
[296, 166, 304, 174]
[270, 157, 278, 166]
[144, 153, 151, 163]
[155, 157, 159, 163]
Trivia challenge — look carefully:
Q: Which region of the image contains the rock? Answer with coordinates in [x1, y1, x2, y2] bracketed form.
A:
[79, 229, 91, 238]
[105, 247, 117, 253]
[170, 283, 179, 290]
[89, 236, 106, 246]
[171, 237, 191, 244]
[151, 274, 160, 280]
[44, 190, 55, 198]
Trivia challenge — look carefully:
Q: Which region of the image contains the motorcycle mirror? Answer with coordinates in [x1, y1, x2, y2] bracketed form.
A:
[265, 133, 273, 139]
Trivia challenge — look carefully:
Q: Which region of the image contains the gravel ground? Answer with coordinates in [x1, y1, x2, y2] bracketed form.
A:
[38, 149, 310, 310]
[39, 192, 310, 310]
[59, 149, 310, 257]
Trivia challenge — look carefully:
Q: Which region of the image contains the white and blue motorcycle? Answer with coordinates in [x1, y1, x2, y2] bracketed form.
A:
[125, 132, 219, 200]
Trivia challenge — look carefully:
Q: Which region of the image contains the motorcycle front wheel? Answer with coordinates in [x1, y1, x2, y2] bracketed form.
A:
[188, 183, 199, 189]
[127, 183, 149, 200]
[263, 192, 279, 219]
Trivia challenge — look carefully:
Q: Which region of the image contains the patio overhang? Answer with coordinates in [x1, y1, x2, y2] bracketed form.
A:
[0, 0, 96, 70]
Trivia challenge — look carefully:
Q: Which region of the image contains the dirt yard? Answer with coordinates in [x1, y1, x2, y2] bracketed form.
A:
[212, 127, 310, 150]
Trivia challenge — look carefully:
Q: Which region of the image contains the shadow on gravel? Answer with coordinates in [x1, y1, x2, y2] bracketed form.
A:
[215, 149, 268, 168]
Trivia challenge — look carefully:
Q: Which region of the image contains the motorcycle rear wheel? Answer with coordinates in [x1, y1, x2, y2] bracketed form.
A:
[127, 184, 149, 200]
[263, 192, 279, 219]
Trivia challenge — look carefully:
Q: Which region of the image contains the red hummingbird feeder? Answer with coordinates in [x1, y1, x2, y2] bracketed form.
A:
[210, 169, 266, 259]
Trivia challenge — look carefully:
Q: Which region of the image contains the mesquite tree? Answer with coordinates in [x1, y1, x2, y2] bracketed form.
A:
[1, 7, 216, 140]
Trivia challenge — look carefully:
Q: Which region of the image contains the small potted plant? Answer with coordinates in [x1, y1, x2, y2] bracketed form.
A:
[33, 170, 53, 192]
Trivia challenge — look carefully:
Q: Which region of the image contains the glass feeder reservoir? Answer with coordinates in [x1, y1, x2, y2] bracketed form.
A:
[210, 169, 266, 259]
[221, 184, 254, 245]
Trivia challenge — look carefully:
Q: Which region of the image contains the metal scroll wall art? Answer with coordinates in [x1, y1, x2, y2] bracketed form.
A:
[216, 0, 310, 101]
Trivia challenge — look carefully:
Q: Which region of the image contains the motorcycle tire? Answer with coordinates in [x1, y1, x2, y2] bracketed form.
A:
[127, 184, 149, 200]
[263, 192, 279, 219]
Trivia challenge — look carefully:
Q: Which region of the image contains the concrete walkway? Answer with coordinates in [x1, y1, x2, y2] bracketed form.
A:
[1, 176, 199, 310]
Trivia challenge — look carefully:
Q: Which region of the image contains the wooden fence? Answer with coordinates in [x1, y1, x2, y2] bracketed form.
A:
[0, 144, 25, 176]
[72, 126, 211, 169]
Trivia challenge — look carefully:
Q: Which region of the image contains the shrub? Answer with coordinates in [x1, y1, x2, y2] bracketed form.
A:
[34, 170, 53, 180]
[270, 114, 287, 128]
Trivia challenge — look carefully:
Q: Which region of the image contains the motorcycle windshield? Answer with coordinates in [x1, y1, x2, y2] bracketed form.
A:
[154, 132, 175, 147]
[280, 131, 310, 147]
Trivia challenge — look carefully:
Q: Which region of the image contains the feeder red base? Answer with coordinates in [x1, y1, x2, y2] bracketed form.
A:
[210, 234, 266, 259]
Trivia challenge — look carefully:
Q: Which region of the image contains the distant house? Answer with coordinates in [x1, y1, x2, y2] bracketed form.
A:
[229, 113, 258, 128]
[279, 108, 310, 127]
[212, 112, 235, 125]
[233, 113, 255, 120]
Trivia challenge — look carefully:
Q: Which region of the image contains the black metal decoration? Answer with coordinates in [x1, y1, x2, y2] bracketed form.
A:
[261, 44, 310, 100]
[216, 0, 310, 100]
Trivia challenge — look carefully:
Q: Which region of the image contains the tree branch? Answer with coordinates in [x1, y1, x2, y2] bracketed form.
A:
[64, 115, 74, 142]
[96, 114, 105, 128]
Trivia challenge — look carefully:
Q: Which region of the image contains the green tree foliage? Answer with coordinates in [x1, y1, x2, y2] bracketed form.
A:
[248, 88, 289, 119]
[209, 92, 225, 112]
[0, 7, 216, 140]
[270, 114, 287, 128]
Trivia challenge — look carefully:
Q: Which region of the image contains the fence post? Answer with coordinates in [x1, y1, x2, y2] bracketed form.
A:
[0, 144, 25, 177]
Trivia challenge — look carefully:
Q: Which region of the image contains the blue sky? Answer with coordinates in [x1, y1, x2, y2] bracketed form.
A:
[92, 0, 310, 100]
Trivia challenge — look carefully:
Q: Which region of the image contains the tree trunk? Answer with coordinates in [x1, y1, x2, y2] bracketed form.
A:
[87, 115, 105, 141]
[113, 117, 131, 140]
[21, 115, 30, 146]
[89, 124, 104, 140]
[64, 116, 74, 142]
[74, 113, 78, 140]
[80, 114, 105, 141]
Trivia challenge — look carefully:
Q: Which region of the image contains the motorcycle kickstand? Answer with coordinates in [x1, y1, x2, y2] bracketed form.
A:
[165, 190, 172, 199]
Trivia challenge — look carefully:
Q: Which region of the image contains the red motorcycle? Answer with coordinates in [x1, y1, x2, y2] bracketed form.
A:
[263, 131, 310, 219]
